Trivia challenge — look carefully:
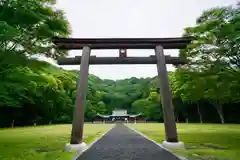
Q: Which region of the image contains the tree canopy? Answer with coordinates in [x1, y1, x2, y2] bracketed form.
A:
[0, 0, 70, 58]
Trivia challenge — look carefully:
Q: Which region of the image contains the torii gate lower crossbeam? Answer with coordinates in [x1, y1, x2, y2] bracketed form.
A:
[53, 37, 191, 152]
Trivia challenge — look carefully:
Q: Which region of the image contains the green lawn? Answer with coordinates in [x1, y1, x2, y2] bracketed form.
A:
[128, 123, 240, 160]
[0, 124, 113, 160]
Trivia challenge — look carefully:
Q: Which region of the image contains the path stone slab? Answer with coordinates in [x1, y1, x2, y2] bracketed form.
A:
[77, 124, 180, 160]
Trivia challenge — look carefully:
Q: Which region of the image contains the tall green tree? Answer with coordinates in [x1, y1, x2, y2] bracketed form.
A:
[180, 5, 240, 73]
[178, 4, 240, 123]
[0, 0, 70, 58]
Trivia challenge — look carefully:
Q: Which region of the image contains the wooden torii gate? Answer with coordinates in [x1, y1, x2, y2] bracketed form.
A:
[53, 37, 192, 151]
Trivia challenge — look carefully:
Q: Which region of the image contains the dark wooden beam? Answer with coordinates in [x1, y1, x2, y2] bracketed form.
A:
[53, 37, 193, 50]
[55, 42, 189, 50]
[53, 37, 192, 44]
[57, 56, 187, 65]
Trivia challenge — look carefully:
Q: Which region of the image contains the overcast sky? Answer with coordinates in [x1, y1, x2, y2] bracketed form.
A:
[43, 0, 237, 80]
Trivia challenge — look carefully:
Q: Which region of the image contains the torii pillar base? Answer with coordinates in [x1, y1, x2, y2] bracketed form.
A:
[64, 142, 87, 152]
[162, 141, 185, 150]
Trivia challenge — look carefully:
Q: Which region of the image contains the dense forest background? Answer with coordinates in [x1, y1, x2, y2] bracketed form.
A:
[0, 0, 239, 127]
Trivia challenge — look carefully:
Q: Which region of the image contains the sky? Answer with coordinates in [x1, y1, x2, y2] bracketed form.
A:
[41, 0, 238, 80]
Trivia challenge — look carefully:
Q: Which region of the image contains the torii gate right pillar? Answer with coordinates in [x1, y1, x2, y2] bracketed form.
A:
[155, 45, 185, 149]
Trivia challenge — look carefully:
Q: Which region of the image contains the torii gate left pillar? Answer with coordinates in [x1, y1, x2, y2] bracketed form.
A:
[64, 46, 91, 151]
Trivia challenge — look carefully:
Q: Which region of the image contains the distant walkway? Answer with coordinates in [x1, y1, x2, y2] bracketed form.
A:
[77, 124, 180, 160]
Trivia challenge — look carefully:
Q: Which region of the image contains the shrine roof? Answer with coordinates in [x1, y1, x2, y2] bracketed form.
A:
[96, 113, 143, 118]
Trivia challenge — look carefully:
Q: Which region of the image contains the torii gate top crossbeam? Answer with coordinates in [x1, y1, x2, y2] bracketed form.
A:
[53, 37, 192, 49]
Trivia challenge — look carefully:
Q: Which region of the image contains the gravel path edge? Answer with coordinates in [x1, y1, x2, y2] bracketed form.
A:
[125, 124, 188, 160]
[73, 124, 116, 160]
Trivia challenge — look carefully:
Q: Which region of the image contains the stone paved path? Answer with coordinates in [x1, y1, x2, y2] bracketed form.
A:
[77, 124, 180, 160]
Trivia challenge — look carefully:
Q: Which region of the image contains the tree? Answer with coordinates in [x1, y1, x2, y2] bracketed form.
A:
[0, 0, 71, 58]
[180, 5, 240, 73]
[178, 4, 240, 124]
[172, 71, 205, 123]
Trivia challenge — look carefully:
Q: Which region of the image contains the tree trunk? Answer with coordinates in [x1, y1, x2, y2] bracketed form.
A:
[209, 101, 225, 124]
[216, 105, 225, 124]
[185, 117, 188, 123]
[196, 103, 203, 123]
[11, 120, 15, 128]
[176, 115, 179, 123]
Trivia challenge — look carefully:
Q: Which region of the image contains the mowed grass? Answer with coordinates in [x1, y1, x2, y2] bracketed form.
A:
[128, 123, 240, 160]
[0, 124, 113, 160]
